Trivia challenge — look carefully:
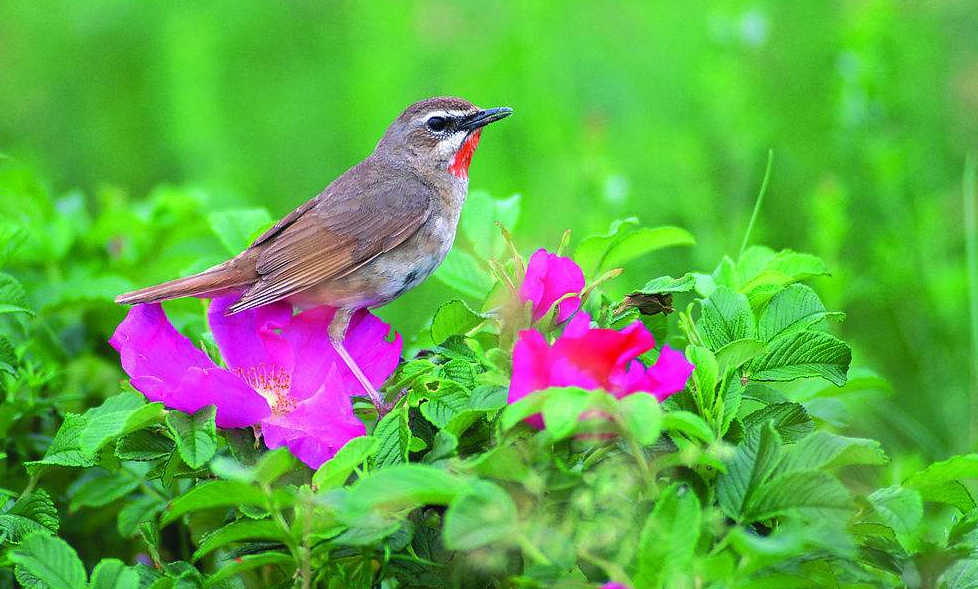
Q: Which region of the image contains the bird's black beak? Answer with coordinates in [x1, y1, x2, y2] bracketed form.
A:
[459, 107, 513, 132]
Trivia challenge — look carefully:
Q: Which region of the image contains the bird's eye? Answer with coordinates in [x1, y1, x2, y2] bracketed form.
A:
[426, 116, 448, 133]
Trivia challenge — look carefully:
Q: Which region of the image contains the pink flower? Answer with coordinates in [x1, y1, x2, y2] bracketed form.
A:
[109, 296, 401, 469]
[520, 249, 585, 323]
[601, 584, 630, 589]
[509, 312, 694, 427]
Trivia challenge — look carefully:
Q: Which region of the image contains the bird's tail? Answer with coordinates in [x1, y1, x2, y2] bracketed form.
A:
[115, 259, 254, 305]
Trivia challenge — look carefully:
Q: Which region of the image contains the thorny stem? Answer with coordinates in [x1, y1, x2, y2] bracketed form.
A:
[738, 149, 774, 259]
[263, 484, 306, 589]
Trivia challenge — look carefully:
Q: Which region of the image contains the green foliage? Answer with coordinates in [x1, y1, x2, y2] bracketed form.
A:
[1, 161, 977, 589]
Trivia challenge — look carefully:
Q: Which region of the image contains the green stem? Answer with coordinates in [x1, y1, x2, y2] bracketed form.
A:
[517, 534, 554, 566]
[738, 149, 775, 259]
[964, 154, 978, 447]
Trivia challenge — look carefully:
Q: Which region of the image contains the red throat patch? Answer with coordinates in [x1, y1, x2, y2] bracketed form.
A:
[448, 129, 482, 180]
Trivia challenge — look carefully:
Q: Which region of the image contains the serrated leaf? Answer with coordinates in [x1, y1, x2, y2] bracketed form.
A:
[70, 470, 141, 511]
[80, 392, 165, 458]
[467, 385, 507, 411]
[905, 454, 978, 511]
[600, 226, 695, 270]
[629, 273, 698, 296]
[634, 484, 701, 587]
[715, 338, 765, 375]
[868, 486, 923, 536]
[542, 387, 598, 441]
[781, 431, 888, 472]
[312, 436, 379, 490]
[697, 286, 756, 349]
[115, 429, 175, 461]
[737, 247, 830, 293]
[7, 489, 59, 534]
[431, 300, 483, 345]
[117, 496, 165, 538]
[26, 414, 99, 472]
[750, 331, 851, 386]
[758, 284, 844, 342]
[192, 519, 287, 561]
[166, 406, 217, 469]
[618, 393, 662, 445]
[424, 431, 459, 463]
[742, 402, 813, 443]
[206, 208, 272, 256]
[373, 406, 410, 467]
[161, 481, 268, 526]
[90, 558, 139, 589]
[743, 470, 852, 522]
[0, 334, 16, 373]
[0, 272, 33, 316]
[717, 422, 783, 519]
[9, 533, 87, 589]
[443, 481, 517, 550]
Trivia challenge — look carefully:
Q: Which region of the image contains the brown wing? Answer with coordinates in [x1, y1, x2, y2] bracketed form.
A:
[227, 160, 432, 314]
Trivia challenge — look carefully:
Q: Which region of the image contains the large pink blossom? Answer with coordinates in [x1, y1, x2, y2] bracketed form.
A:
[109, 296, 401, 468]
[509, 312, 694, 426]
[519, 248, 585, 322]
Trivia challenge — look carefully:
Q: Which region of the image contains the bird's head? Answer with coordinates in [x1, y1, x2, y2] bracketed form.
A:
[376, 97, 512, 181]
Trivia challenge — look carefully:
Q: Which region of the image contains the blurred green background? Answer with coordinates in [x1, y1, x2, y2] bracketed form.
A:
[1, 0, 976, 459]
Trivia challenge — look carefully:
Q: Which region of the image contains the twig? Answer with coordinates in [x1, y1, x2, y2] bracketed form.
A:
[738, 149, 774, 259]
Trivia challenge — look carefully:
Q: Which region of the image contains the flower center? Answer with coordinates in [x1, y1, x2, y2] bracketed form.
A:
[235, 363, 296, 417]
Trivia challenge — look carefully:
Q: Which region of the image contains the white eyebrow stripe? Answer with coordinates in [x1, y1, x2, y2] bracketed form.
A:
[423, 109, 470, 120]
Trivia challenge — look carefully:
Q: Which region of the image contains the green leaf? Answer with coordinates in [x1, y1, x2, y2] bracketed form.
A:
[758, 284, 844, 342]
[781, 431, 888, 472]
[165, 406, 217, 469]
[161, 481, 268, 526]
[89, 558, 139, 589]
[8, 489, 59, 534]
[662, 410, 714, 443]
[630, 273, 698, 296]
[115, 429, 175, 461]
[600, 226, 695, 270]
[686, 345, 718, 412]
[70, 470, 141, 511]
[9, 533, 87, 589]
[343, 464, 465, 525]
[743, 470, 852, 522]
[749, 331, 851, 387]
[443, 481, 518, 550]
[737, 247, 830, 293]
[192, 519, 287, 561]
[459, 191, 522, 258]
[868, 486, 923, 536]
[0, 334, 16, 374]
[542, 387, 604, 441]
[500, 390, 550, 431]
[373, 405, 410, 467]
[432, 249, 493, 299]
[202, 552, 293, 588]
[424, 431, 459, 463]
[634, 484, 701, 587]
[618, 393, 662, 445]
[905, 454, 978, 511]
[116, 496, 165, 538]
[206, 208, 272, 255]
[697, 286, 756, 349]
[312, 436, 379, 490]
[430, 299, 483, 344]
[742, 402, 813, 443]
[717, 422, 783, 519]
[79, 392, 165, 458]
[468, 385, 507, 411]
[715, 338, 765, 375]
[0, 272, 33, 316]
[252, 447, 298, 485]
[26, 414, 99, 472]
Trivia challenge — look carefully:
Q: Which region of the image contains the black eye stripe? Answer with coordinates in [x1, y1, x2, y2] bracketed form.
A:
[426, 116, 448, 133]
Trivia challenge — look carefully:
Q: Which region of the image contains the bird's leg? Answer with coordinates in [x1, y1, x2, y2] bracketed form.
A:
[328, 308, 386, 415]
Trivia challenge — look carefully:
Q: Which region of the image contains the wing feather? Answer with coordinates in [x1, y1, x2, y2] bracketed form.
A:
[227, 160, 432, 314]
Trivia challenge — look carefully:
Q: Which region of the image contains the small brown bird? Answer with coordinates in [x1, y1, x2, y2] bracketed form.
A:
[116, 96, 512, 410]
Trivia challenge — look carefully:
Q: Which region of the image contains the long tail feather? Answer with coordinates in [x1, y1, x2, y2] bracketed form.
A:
[115, 261, 253, 305]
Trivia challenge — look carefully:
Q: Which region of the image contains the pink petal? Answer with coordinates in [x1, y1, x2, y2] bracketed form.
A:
[340, 309, 402, 391]
[207, 295, 294, 374]
[520, 249, 585, 322]
[261, 369, 367, 469]
[562, 311, 592, 337]
[110, 304, 269, 428]
[279, 306, 339, 401]
[642, 345, 695, 401]
[555, 296, 582, 323]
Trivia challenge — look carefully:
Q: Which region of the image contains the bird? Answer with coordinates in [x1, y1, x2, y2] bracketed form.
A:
[115, 96, 513, 412]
